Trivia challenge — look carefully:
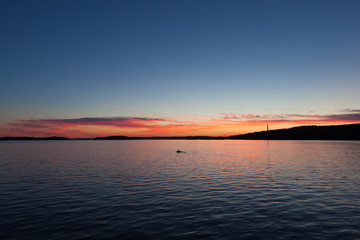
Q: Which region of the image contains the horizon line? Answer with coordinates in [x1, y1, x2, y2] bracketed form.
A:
[2, 122, 360, 139]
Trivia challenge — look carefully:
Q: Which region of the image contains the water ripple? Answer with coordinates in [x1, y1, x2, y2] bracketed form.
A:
[1, 140, 360, 239]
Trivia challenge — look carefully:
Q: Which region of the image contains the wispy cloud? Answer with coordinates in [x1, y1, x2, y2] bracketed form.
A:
[220, 112, 360, 122]
[9, 117, 169, 128]
[4, 112, 360, 138]
[342, 108, 360, 113]
[326, 113, 360, 121]
[6, 117, 172, 138]
[220, 113, 287, 121]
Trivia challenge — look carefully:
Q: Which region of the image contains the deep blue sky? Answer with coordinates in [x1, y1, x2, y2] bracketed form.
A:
[1, 0, 360, 136]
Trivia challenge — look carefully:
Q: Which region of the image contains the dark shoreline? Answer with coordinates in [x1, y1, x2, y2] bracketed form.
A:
[1, 123, 360, 141]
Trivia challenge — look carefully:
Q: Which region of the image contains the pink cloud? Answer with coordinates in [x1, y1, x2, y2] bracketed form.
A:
[9, 117, 169, 128]
[3, 112, 360, 138]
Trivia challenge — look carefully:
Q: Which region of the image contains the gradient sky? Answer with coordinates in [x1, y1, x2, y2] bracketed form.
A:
[1, 0, 360, 137]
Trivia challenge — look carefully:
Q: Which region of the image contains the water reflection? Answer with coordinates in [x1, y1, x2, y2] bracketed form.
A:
[0, 140, 360, 239]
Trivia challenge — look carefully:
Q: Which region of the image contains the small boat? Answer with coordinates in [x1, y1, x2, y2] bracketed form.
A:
[176, 149, 184, 153]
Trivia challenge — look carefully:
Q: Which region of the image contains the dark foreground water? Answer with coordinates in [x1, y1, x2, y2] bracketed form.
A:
[1, 140, 360, 240]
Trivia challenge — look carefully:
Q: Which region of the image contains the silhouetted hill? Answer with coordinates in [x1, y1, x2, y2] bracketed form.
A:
[0, 136, 68, 140]
[141, 136, 224, 140]
[2, 124, 359, 141]
[94, 136, 224, 140]
[230, 123, 360, 140]
[94, 136, 130, 140]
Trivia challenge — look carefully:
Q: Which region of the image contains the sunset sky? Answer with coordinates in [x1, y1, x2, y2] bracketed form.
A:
[1, 0, 360, 138]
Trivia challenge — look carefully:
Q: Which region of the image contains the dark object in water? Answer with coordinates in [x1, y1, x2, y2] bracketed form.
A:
[176, 149, 185, 153]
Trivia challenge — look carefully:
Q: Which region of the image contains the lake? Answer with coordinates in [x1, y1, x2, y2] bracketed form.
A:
[1, 140, 360, 239]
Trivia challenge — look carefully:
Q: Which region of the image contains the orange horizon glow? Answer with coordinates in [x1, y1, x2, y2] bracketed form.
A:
[1, 113, 360, 138]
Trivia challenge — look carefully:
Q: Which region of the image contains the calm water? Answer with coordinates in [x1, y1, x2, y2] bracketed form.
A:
[1, 140, 360, 240]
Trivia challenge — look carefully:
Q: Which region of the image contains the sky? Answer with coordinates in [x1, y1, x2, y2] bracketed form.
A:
[1, 0, 360, 138]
